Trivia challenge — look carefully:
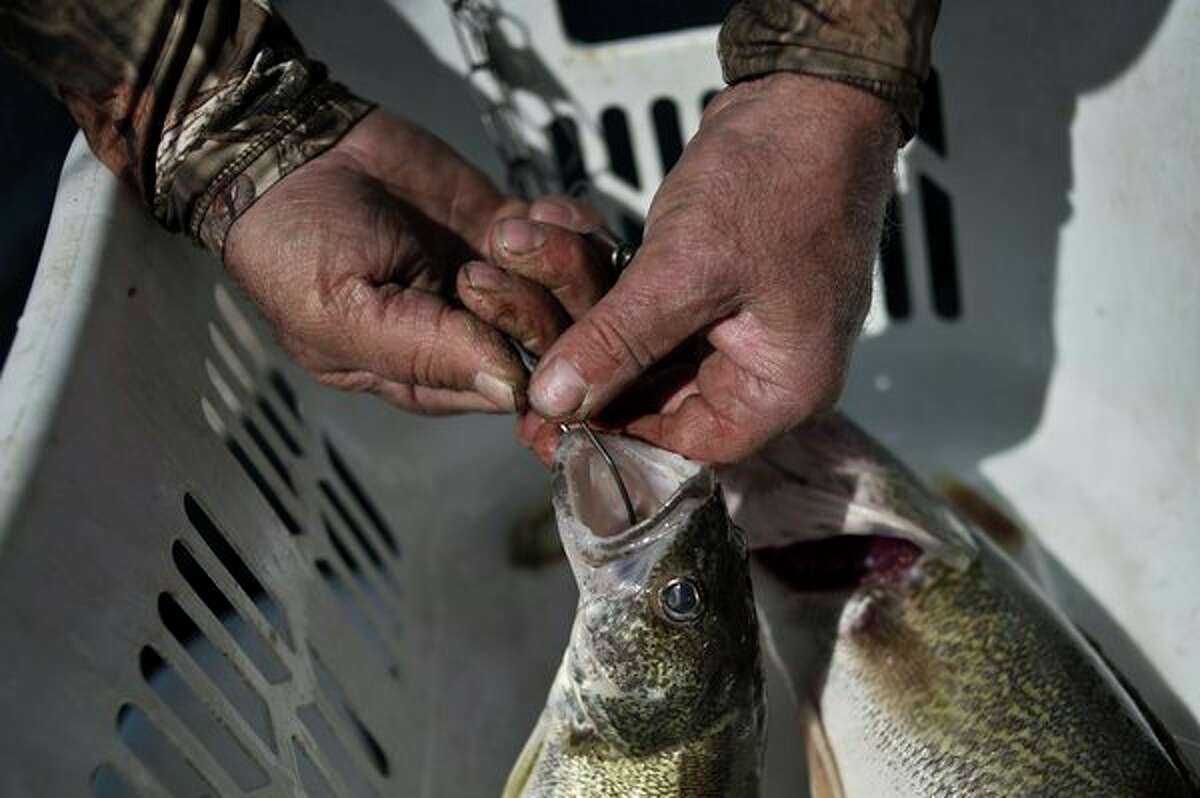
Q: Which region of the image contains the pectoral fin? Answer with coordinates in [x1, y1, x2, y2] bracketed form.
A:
[502, 712, 550, 798]
[802, 697, 845, 798]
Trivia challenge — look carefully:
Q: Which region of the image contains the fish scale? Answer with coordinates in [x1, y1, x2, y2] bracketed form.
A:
[505, 431, 765, 797]
[729, 414, 1200, 797]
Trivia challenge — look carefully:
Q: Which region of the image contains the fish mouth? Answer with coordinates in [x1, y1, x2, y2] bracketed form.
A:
[553, 430, 714, 565]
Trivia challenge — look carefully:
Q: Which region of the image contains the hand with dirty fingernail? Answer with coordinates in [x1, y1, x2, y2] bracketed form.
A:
[490, 76, 899, 465]
[224, 110, 532, 415]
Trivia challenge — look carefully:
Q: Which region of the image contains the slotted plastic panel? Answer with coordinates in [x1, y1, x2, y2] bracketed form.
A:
[0, 138, 588, 795]
[1, 1, 1197, 793]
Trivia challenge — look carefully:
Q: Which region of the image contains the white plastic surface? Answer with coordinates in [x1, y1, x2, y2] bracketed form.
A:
[1, 1, 1195, 788]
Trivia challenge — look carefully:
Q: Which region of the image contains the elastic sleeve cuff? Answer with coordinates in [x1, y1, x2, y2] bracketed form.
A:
[152, 45, 374, 255]
[718, 1, 938, 143]
[720, 47, 923, 140]
[189, 82, 374, 254]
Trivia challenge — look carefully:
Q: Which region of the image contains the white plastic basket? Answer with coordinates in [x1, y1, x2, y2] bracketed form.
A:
[0, 1, 1196, 793]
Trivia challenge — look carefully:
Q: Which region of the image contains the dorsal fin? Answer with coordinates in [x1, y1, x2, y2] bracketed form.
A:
[802, 694, 846, 798]
[502, 711, 551, 798]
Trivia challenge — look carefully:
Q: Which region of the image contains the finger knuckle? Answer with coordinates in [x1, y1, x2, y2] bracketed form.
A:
[584, 311, 655, 373]
[409, 308, 450, 387]
[316, 369, 381, 394]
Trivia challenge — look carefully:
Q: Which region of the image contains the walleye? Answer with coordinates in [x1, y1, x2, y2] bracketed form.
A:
[721, 413, 1199, 797]
[504, 430, 766, 797]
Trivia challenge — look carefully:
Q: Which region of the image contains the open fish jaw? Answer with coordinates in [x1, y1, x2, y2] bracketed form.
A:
[505, 431, 765, 797]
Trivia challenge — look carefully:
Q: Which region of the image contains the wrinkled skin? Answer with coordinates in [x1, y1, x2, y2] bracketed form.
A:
[222, 74, 894, 467]
[224, 110, 530, 415]
[467, 74, 897, 465]
[506, 434, 764, 797]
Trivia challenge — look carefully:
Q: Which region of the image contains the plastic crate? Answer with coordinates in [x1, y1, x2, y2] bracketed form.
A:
[1, 1, 1197, 793]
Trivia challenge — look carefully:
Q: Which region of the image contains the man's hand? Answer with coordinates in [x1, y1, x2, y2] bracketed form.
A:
[476, 74, 898, 463]
[224, 110, 528, 414]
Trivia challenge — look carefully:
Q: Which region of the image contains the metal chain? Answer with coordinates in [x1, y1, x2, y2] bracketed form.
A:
[445, 1, 640, 527]
[445, 0, 549, 201]
[444, 0, 636, 275]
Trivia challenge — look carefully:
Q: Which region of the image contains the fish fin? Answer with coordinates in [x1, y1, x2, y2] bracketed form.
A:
[1077, 628, 1200, 792]
[502, 712, 550, 798]
[802, 697, 845, 798]
[720, 412, 975, 569]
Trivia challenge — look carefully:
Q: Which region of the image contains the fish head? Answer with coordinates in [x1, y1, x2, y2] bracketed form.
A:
[552, 431, 761, 756]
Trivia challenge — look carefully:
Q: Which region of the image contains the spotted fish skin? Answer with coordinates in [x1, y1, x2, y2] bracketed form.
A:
[505, 433, 765, 797]
[725, 414, 1199, 797]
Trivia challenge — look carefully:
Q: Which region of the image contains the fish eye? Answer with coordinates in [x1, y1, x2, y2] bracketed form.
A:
[659, 577, 704, 624]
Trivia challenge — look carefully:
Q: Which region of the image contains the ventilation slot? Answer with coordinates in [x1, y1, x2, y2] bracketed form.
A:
[269, 369, 303, 426]
[700, 88, 719, 111]
[242, 415, 295, 494]
[324, 514, 365, 576]
[320, 483, 385, 572]
[651, 97, 684, 174]
[880, 194, 912, 320]
[315, 559, 400, 680]
[139, 646, 269, 791]
[600, 106, 640, 190]
[547, 115, 587, 194]
[324, 436, 399, 557]
[157, 593, 275, 749]
[183, 494, 292, 649]
[321, 514, 395, 621]
[917, 67, 947, 157]
[299, 704, 380, 798]
[115, 703, 214, 798]
[312, 649, 391, 778]
[226, 435, 300, 535]
[919, 176, 962, 319]
[90, 764, 138, 798]
[202, 379, 299, 536]
[172, 542, 290, 684]
[294, 739, 338, 798]
[257, 394, 303, 456]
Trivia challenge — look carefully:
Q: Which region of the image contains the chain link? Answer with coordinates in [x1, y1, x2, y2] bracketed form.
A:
[445, 0, 550, 201]
[444, 2, 641, 526]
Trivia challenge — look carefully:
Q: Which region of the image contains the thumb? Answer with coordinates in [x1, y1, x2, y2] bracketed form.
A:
[528, 250, 732, 420]
[323, 280, 527, 411]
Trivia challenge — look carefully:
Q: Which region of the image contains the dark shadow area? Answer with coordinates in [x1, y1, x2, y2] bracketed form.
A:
[274, 0, 506, 183]
[0, 58, 77, 364]
[556, 0, 729, 44]
[847, 3, 1172, 477]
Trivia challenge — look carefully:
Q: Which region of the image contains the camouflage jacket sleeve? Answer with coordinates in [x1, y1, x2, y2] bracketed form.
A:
[718, 0, 940, 140]
[0, 0, 374, 254]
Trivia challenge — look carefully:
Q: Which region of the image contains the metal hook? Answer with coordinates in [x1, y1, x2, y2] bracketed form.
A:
[507, 226, 640, 528]
[510, 337, 639, 529]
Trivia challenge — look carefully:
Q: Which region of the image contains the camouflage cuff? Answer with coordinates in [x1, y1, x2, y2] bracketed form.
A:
[188, 82, 374, 255]
[153, 50, 374, 256]
[718, 1, 939, 142]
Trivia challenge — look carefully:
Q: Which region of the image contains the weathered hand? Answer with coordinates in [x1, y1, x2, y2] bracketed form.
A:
[223, 110, 528, 414]
[473, 74, 898, 463]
